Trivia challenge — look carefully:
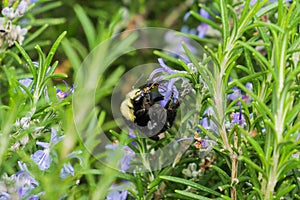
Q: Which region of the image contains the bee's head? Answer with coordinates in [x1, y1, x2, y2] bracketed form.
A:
[120, 89, 141, 121]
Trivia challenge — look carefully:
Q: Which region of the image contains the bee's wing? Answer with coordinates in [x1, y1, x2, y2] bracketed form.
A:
[172, 138, 217, 167]
[172, 137, 193, 167]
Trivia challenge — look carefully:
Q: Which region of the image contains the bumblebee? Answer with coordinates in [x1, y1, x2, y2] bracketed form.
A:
[120, 83, 180, 140]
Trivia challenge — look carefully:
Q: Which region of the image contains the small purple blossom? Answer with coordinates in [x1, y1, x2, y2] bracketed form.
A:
[250, 0, 278, 6]
[180, 24, 197, 35]
[60, 163, 75, 179]
[196, 138, 217, 156]
[242, 82, 253, 104]
[183, 12, 191, 22]
[31, 147, 51, 171]
[128, 129, 137, 146]
[231, 112, 245, 128]
[182, 8, 209, 39]
[227, 82, 253, 105]
[197, 9, 209, 38]
[106, 190, 128, 200]
[148, 58, 191, 107]
[19, 78, 33, 93]
[0, 1, 29, 51]
[16, 1, 29, 16]
[197, 23, 208, 38]
[199, 107, 218, 134]
[106, 181, 133, 200]
[164, 30, 197, 62]
[226, 81, 253, 129]
[246, 82, 253, 91]
[105, 142, 118, 151]
[0, 162, 39, 199]
[0, 192, 10, 200]
[2, 1, 29, 19]
[227, 86, 241, 101]
[60, 151, 82, 179]
[1, 7, 15, 19]
[200, 9, 209, 20]
[158, 80, 179, 107]
[31, 128, 64, 170]
[120, 146, 135, 172]
[200, 117, 209, 130]
[56, 82, 74, 100]
[105, 142, 135, 173]
[148, 58, 183, 82]
[230, 106, 253, 129]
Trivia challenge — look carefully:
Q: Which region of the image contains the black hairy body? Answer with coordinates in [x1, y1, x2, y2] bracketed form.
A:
[120, 83, 180, 140]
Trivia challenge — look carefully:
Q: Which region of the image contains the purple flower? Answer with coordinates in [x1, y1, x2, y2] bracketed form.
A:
[164, 30, 197, 62]
[158, 80, 179, 107]
[182, 8, 209, 39]
[105, 142, 118, 151]
[250, 0, 278, 6]
[200, 9, 209, 19]
[127, 129, 138, 146]
[200, 107, 218, 133]
[183, 12, 191, 22]
[105, 142, 135, 173]
[0, 1, 29, 52]
[176, 134, 217, 159]
[16, 1, 29, 16]
[197, 9, 209, 38]
[1, 1, 28, 19]
[250, 0, 257, 5]
[106, 190, 128, 200]
[230, 106, 252, 129]
[19, 78, 33, 93]
[197, 23, 208, 38]
[228, 82, 253, 105]
[200, 117, 209, 129]
[242, 82, 253, 104]
[2, 7, 15, 19]
[60, 151, 82, 179]
[246, 82, 253, 91]
[60, 163, 74, 179]
[148, 58, 181, 82]
[56, 82, 74, 100]
[120, 146, 135, 173]
[31, 129, 64, 170]
[231, 112, 245, 127]
[31, 147, 51, 171]
[226, 82, 253, 129]
[0, 162, 39, 199]
[106, 182, 133, 200]
[148, 58, 192, 107]
[228, 86, 241, 101]
[104, 144, 134, 199]
[0, 192, 10, 200]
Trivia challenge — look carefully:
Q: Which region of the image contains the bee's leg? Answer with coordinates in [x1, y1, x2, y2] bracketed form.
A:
[134, 108, 149, 127]
[164, 90, 180, 110]
[135, 108, 146, 116]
